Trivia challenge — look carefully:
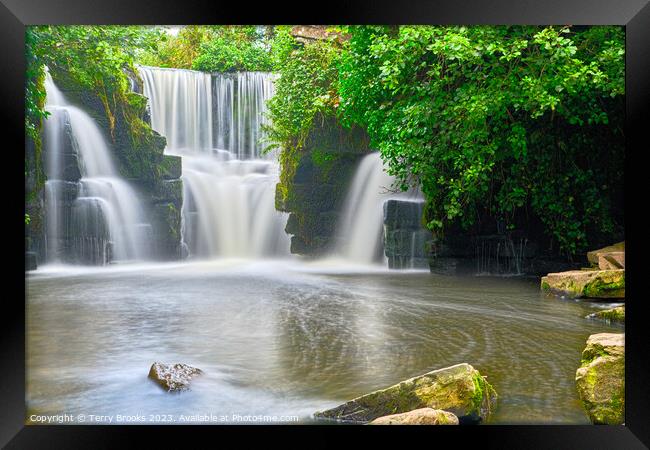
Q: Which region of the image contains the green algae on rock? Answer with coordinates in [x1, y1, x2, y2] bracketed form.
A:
[540, 269, 624, 299]
[586, 306, 625, 324]
[314, 363, 497, 424]
[575, 333, 624, 424]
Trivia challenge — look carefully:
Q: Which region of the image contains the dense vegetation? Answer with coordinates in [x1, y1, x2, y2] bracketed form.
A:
[25, 25, 625, 258]
[266, 25, 625, 256]
[139, 25, 276, 72]
[263, 27, 343, 205]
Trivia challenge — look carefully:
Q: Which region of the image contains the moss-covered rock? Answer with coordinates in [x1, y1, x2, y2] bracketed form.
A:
[369, 408, 459, 425]
[314, 363, 497, 424]
[586, 306, 625, 324]
[540, 269, 624, 299]
[575, 333, 624, 424]
[276, 115, 371, 256]
[159, 155, 182, 180]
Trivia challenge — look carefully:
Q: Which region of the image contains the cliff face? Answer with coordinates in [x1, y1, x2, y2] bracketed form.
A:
[41, 67, 183, 262]
[276, 116, 371, 256]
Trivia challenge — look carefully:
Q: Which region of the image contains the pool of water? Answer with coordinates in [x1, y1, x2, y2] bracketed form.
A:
[26, 259, 623, 424]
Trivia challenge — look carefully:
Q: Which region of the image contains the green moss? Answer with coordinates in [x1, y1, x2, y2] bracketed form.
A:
[583, 273, 625, 298]
[589, 306, 625, 324]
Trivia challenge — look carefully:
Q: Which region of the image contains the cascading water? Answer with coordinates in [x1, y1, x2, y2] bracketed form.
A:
[139, 66, 290, 259]
[43, 72, 151, 264]
[334, 153, 423, 265]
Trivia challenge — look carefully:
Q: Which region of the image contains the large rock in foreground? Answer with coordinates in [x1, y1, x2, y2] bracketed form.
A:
[541, 269, 624, 299]
[575, 333, 624, 424]
[370, 408, 459, 425]
[314, 363, 497, 424]
[148, 362, 203, 392]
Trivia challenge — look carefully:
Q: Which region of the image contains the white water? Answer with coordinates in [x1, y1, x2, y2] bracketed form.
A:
[139, 66, 290, 259]
[334, 153, 423, 265]
[43, 73, 151, 263]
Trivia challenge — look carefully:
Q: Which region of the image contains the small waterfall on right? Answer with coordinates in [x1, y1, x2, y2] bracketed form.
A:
[333, 153, 423, 266]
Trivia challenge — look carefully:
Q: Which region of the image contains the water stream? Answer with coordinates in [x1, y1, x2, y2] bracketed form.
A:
[43, 73, 151, 264]
[139, 66, 290, 258]
[334, 152, 423, 265]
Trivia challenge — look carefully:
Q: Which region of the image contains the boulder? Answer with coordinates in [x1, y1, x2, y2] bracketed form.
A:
[587, 242, 625, 268]
[575, 333, 624, 424]
[597, 252, 625, 270]
[369, 408, 459, 425]
[541, 269, 624, 299]
[314, 363, 496, 424]
[148, 362, 203, 392]
[586, 306, 625, 324]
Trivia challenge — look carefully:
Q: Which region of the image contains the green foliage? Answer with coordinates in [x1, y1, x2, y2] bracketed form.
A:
[138, 26, 215, 69]
[337, 25, 625, 255]
[264, 27, 343, 205]
[26, 26, 161, 137]
[193, 26, 274, 72]
[138, 26, 277, 72]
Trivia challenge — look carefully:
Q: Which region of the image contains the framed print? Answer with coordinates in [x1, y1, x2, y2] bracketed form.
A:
[2, 0, 649, 447]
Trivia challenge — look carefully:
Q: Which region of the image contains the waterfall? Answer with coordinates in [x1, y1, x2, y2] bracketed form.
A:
[139, 66, 290, 259]
[334, 153, 423, 265]
[43, 72, 151, 264]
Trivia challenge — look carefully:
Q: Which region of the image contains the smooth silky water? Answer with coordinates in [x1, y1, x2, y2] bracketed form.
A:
[26, 261, 622, 424]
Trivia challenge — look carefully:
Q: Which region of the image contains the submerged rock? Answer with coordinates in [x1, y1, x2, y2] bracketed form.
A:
[586, 306, 625, 324]
[369, 408, 459, 425]
[575, 333, 624, 424]
[541, 269, 624, 299]
[314, 363, 496, 424]
[148, 362, 203, 392]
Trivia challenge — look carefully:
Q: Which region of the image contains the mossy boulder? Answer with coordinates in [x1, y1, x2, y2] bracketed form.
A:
[586, 306, 625, 324]
[541, 269, 624, 299]
[587, 242, 625, 268]
[575, 333, 624, 424]
[369, 408, 459, 425]
[314, 363, 497, 424]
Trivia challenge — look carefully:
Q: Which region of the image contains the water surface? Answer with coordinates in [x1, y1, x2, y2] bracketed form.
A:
[26, 260, 622, 424]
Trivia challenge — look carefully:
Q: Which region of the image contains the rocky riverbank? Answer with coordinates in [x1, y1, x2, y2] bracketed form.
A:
[541, 242, 625, 299]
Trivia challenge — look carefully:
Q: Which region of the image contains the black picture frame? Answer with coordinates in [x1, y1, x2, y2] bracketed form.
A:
[2, 0, 648, 448]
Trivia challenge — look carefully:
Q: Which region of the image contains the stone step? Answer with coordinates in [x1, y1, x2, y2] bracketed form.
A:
[598, 252, 625, 270]
[587, 241, 624, 267]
